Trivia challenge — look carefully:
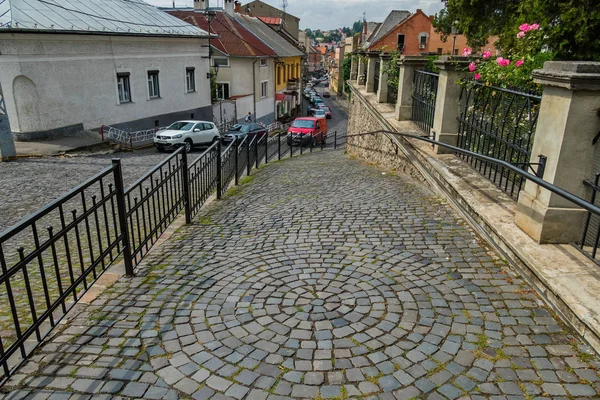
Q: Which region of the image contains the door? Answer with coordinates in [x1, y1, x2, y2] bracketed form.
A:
[192, 123, 204, 142]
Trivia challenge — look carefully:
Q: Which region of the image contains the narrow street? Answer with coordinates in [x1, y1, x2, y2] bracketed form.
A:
[2, 148, 598, 399]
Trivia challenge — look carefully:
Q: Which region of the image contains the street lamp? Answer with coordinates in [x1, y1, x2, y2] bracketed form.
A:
[451, 20, 459, 56]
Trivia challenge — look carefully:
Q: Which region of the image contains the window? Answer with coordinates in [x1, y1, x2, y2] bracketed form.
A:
[437, 48, 443, 55]
[213, 58, 230, 67]
[148, 71, 160, 98]
[260, 58, 267, 67]
[420, 35, 427, 46]
[397, 34, 406, 51]
[117, 73, 131, 103]
[216, 82, 230, 100]
[203, 122, 215, 130]
[261, 81, 268, 98]
[186, 67, 195, 92]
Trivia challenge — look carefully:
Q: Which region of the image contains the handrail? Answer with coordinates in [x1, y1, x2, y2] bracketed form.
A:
[349, 130, 600, 217]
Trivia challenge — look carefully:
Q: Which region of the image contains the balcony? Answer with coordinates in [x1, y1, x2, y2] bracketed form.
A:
[287, 79, 299, 90]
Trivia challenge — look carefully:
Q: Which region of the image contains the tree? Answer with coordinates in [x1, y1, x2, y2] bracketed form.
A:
[343, 56, 352, 95]
[433, 0, 600, 61]
[352, 20, 363, 35]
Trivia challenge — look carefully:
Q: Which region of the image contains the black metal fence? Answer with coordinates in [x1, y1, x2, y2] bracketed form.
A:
[0, 130, 346, 383]
[373, 59, 380, 94]
[411, 70, 439, 134]
[456, 82, 542, 200]
[580, 174, 600, 262]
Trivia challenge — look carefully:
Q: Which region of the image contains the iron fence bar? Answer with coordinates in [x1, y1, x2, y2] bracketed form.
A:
[112, 159, 134, 277]
[334, 131, 337, 149]
[278, 133, 282, 160]
[247, 137, 252, 176]
[234, 140, 239, 185]
[217, 141, 222, 199]
[255, 137, 259, 169]
[181, 148, 191, 224]
[264, 134, 268, 164]
[581, 174, 600, 258]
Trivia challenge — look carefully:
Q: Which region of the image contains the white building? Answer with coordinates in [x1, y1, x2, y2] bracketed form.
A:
[167, 0, 277, 126]
[0, 0, 212, 141]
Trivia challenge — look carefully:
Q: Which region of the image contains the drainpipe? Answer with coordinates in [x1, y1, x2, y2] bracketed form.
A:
[253, 60, 257, 122]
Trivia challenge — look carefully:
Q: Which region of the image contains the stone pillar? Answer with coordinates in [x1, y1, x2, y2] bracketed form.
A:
[365, 53, 378, 93]
[357, 54, 366, 85]
[376, 55, 390, 103]
[431, 56, 470, 154]
[515, 62, 600, 243]
[350, 54, 358, 81]
[395, 56, 428, 120]
[0, 86, 16, 161]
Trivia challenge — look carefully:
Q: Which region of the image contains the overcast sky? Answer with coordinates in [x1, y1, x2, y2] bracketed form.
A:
[145, 0, 445, 30]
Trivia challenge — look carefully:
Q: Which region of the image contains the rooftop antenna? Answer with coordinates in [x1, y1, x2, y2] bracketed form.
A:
[172, 0, 175, 7]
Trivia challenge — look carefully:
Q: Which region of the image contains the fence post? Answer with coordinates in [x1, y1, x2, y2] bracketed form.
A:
[181, 148, 191, 224]
[350, 53, 358, 81]
[100, 125, 105, 141]
[112, 159, 134, 277]
[264, 134, 268, 164]
[216, 141, 222, 200]
[278, 132, 281, 160]
[431, 56, 470, 154]
[255, 138, 259, 169]
[357, 51, 366, 85]
[365, 52, 379, 93]
[334, 130, 337, 149]
[377, 54, 390, 103]
[235, 139, 239, 185]
[321, 132, 325, 151]
[515, 61, 600, 244]
[395, 56, 428, 121]
[247, 138, 251, 176]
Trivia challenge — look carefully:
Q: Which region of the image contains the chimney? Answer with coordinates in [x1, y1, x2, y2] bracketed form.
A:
[194, 0, 209, 11]
[234, 0, 241, 13]
[224, 0, 234, 14]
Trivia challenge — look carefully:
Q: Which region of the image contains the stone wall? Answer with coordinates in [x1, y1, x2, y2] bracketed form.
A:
[347, 85, 423, 181]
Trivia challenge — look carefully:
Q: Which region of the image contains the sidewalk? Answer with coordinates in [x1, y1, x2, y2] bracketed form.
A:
[15, 136, 110, 157]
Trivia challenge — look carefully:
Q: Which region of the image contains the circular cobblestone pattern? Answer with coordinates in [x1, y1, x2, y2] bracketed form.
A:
[2, 151, 599, 400]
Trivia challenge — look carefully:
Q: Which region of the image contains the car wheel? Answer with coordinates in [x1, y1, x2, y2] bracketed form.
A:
[184, 139, 193, 153]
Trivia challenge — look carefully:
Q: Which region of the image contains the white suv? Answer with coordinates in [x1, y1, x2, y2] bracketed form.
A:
[154, 120, 220, 152]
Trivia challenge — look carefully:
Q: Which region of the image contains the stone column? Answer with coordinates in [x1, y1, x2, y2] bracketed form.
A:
[350, 54, 358, 81]
[376, 55, 390, 103]
[431, 56, 470, 154]
[357, 54, 366, 85]
[395, 56, 428, 120]
[365, 53, 379, 93]
[515, 62, 600, 243]
[0, 85, 16, 161]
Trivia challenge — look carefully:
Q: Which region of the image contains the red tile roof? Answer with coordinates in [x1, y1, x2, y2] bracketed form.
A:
[167, 10, 276, 57]
[258, 17, 282, 26]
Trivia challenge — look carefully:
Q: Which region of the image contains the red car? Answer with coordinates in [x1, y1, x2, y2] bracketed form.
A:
[322, 91, 330, 98]
[318, 105, 332, 119]
[287, 117, 328, 146]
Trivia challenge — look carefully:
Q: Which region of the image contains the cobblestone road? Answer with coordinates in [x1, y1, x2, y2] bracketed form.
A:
[0, 148, 172, 232]
[2, 150, 599, 399]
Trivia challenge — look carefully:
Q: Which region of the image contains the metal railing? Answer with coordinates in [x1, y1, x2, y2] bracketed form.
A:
[0, 130, 347, 382]
[373, 59, 380, 94]
[101, 125, 164, 148]
[411, 70, 439, 134]
[456, 81, 542, 200]
[580, 174, 600, 262]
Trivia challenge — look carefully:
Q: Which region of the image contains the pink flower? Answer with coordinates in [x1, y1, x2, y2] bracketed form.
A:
[517, 31, 526, 38]
[515, 59, 524, 67]
[468, 62, 477, 72]
[530, 23, 539, 30]
[483, 51, 492, 59]
[474, 73, 481, 81]
[462, 47, 472, 56]
[496, 57, 510, 67]
[519, 23, 531, 32]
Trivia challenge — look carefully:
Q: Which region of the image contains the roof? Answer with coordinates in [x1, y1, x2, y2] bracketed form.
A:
[368, 10, 411, 47]
[0, 0, 209, 37]
[167, 10, 275, 57]
[242, 0, 299, 21]
[258, 16, 281, 25]
[232, 13, 303, 58]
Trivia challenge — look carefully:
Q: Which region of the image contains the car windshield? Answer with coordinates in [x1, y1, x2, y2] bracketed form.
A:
[292, 120, 316, 129]
[228, 124, 250, 133]
[167, 121, 195, 131]
[314, 111, 326, 116]
[320, 107, 330, 112]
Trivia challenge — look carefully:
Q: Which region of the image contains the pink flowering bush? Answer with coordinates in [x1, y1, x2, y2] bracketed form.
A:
[461, 21, 550, 92]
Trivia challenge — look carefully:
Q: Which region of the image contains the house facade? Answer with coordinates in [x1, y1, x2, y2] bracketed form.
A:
[0, 0, 211, 141]
[329, 46, 345, 96]
[233, 13, 304, 120]
[168, 1, 277, 126]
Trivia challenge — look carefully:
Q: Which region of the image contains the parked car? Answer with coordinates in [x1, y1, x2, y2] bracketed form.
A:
[312, 109, 327, 119]
[287, 117, 328, 146]
[313, 98, 324, 107]
[222, 123, 267, 143]
[322, 91, 330, 98]
[318, 105, 332, 119]
[154, 120, 219, 152]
